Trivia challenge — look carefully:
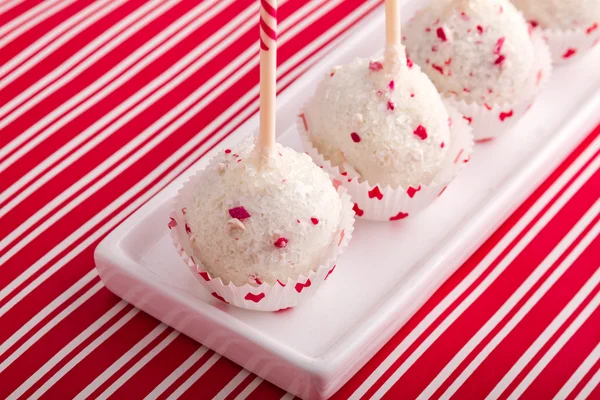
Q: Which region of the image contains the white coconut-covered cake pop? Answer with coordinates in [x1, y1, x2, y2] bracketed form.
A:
[512, 0, 600, 31]
[404, 0, 535, 105]
[303, 46, 452, 190]
[179, 140, 345, 287]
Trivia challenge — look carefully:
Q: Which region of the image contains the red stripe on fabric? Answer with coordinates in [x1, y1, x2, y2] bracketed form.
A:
[567, 357, 600, 400]
[43, 321, 170, 399]
[261, 0, 277, 18]
[156, 349, 217, 399]
[497, 259, 600, 397]
[0, 0, 253, 240]
[440, 218, 600, 399]
[20, 304, 143, 399]
[0, 275, 101, 362]
[375, 166, 600, 399]
[0, 290, 127, 398]
[515, 247, 600, 399]
[0, 0, 199, 152]
[0, 1, 44, 32]
[333, 125, 600, 399]
[0, 0, 95, 65]
[245, 380, 288, 400]
[225, 373, 256, 400]
[0, 245, 100, 343]
[0, 0, 147, 76]
[108, 335, 203, 399]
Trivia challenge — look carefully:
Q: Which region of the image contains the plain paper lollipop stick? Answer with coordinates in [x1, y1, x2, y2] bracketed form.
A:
[257, 0, 278, 159]
[386, 0, 401, 48]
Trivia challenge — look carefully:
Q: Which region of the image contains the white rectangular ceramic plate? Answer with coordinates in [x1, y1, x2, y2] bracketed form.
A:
[95, 2, 600, 399]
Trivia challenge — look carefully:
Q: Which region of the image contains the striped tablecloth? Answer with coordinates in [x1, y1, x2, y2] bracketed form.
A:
[1, 1, 599, 399]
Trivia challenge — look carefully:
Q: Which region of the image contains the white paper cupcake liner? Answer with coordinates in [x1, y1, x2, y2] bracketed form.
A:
[298, 106, 473, 222]
[443, 32, 552, 142]
[538, 24, 600, 65]
[169, 172, 355, 312]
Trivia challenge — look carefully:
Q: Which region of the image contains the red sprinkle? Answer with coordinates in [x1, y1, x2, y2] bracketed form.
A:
[168, 217, 177, 229]
[407, 58, 414, 68]
[463, 115, 473, 125]
[387, 100, 395, 110]
[254, 277, 263, 285]
[311, 217, 319, 225]
[185, 223, 192, 234]
[277, 279, 286, 287]
[587, 23, 598, 35]
[369, 61, 383, 71]
[410, 93, 415, 98]
[494, 37, 506, 54]
[499, 110, 514, 121]
[181, 208, 187, 215]
[529, 20, 539, 28]
[444, 57, 452, 65]
[413, 125, 428, 140]
[463, 87, 471, 93]
[353, 203, 364, 217]
[274, 237, 289, 248]
[377, 90, 383, 96]
[476, 25, 484, 35]
[229, 206, 251, 220]
[438, 186, 448, 197]
[390, 211, 409, 221]
[436, 27, 447, 42]
[388, 80, 395, 90]
[484, 103, 493, 111]
[432, 64, 444, 75]
[460, 12, 470, 21]
[407, 185, 421, 198]
[368, 186, 384, 200]
[441, 141, 445, 148]
[495, 55, 506, 65]
[224, 149, 231, 154]
[563, 48, 577, 59]
[351, 132, 361, 143]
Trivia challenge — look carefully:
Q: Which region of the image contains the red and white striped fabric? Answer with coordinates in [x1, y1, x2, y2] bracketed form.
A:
[0, 1, 599, 399]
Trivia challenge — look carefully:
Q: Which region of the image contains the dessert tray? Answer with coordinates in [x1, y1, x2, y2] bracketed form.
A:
[95, 2, 600, 399]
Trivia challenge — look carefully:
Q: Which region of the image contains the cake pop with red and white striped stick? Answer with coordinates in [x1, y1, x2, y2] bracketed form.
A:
[300, 0, 473, 221]
[171, 0, 354, 311]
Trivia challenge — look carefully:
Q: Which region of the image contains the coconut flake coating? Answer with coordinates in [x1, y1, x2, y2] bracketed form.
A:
[404, 0, 534, 105]
[513, 0, 600, 31]
[304, 47, 450, 189]
[182, 140, 343, 287]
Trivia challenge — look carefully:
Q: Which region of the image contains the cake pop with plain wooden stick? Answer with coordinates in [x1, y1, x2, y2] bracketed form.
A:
[300, 0, 472, 221]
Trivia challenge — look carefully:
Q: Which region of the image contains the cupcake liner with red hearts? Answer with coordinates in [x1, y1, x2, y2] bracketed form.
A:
[169, 173, 355, 312]
[443, 32, 552, 142]
[536, 23, 600, 65]
[298, 106, 474, 222]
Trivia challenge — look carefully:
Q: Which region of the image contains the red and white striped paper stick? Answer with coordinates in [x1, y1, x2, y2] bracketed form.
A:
[257, 0, 277, 158]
